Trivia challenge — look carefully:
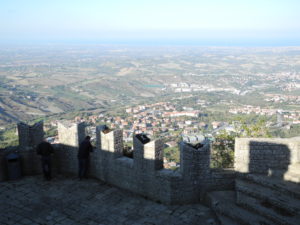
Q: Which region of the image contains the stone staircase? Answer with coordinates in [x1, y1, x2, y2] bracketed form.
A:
[206, 172, 300, 225]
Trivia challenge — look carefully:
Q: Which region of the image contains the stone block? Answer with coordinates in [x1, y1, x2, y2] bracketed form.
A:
[18, 121, 44, 148]
[57, 121, 85, 147]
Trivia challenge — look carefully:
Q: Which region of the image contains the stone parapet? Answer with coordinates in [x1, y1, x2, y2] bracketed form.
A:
[1, 121, 237, 204]
[235, 137, 300, 176]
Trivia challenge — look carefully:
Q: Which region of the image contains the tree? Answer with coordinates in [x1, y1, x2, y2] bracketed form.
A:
[211, 130, 236, 168]
[211, 119, 271, 168]
[0, 128, 18, 149]
[238, 118, 271, 138]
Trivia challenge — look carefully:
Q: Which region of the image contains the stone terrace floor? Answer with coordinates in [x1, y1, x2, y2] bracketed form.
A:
[0, 176, 217, 225]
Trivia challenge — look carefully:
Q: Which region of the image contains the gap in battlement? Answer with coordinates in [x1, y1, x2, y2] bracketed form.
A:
[123, 138, 133, 158]
[163, 144, 180, 170]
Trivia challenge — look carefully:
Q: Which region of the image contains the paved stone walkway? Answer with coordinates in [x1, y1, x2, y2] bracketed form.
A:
[0, 176, 217, 225]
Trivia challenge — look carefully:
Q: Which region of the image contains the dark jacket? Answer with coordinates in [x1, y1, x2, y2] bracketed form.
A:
[78, 139, 93, 159]
[37, 141, 54, 156]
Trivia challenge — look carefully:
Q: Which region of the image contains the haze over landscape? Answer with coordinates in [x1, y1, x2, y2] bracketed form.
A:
[1, 0, 300, 159]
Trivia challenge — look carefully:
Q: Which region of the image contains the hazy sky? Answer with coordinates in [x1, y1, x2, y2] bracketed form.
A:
[1, 0, 299, 45]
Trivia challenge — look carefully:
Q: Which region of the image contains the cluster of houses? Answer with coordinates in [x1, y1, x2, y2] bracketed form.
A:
[264, 94, 300, 103]
[46, 101, 231, 144]
[229, 105, 279, 116]
[229, 105, 300, 125]
[167, 82, 241, 94]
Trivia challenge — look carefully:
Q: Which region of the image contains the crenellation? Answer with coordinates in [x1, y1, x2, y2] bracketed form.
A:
[2, 120, 300, 206]
[113, 129, 123, 157]
[56, 121, 85, 175]
[143, 139, 164, 171]
[100, 130, 115, 153]
[57, 121, 85, 147]
[179, 141, 212, 202]
[17, 121, 44, 148]
[180, 141, 211, 180]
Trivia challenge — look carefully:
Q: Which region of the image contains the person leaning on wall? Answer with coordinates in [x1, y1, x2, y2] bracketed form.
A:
[77, 136, 93, 180]
[36, 138, 54, 181]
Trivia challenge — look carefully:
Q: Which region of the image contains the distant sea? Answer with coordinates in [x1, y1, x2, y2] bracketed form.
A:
[1, 38, 300, 47]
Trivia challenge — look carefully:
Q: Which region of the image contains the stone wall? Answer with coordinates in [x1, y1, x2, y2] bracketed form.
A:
[90, 129, 176, 203]
[235, 137, 300, 175]
[2, 122, 300, 204]
[48, 122, 235, 204]
[1, 121, 236, 204]
[87, 129, 235, 204]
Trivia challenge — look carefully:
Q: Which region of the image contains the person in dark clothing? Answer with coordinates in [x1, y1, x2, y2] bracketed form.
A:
[36, 139, 54, 180]
[78, 136, 93, 180]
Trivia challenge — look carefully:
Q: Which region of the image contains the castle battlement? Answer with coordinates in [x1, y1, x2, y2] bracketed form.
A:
[17, 121, 44, 148]
[1, 121, 299, 206]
